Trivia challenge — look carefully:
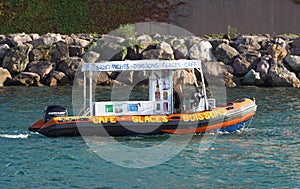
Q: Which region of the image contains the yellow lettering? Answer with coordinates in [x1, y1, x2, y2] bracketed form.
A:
[110, 116, 116, 123]
[99, 117, 106, 123]
[183, 115, 189, 122]
[132, 116, 139, 123]
[131, 116, 169, 123]
[139, 116, 144, 122]
[144, 116, 150, 122]
[92, 117, 99, 124]
[151, 116, 156, 122]
[204, 112, 210, 119]
[156, 116, 161, 122]
[162, 116, 168, 123]
[190, 114, 196, 121]
[198, 113, 204, 120]
[210, 111, 216, 118]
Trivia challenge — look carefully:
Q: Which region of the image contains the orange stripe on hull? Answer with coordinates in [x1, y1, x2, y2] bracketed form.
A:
[162, 112, 255, 134]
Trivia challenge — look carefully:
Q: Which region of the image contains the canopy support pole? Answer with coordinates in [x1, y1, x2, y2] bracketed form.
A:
[89, 71, 93, 116]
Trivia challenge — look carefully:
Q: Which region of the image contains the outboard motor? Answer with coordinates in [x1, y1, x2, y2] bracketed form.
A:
[44, 105, 68, 123]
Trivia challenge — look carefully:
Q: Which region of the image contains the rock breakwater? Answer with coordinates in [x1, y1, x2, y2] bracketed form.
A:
[0, 33, 300, 87]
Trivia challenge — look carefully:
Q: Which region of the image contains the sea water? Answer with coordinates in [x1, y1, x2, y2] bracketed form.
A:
[0, 86, 299, 188]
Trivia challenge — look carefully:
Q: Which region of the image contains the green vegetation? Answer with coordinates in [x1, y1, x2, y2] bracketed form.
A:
[0, 0, 183, 34]
[223, 25, 239, 40]
[203, 25, 240, 39]
[110, 24, 136, 38]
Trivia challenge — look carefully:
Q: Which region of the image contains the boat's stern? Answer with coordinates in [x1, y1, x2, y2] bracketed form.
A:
[29, 105, 68, 133]
[29, 118, 44, 132]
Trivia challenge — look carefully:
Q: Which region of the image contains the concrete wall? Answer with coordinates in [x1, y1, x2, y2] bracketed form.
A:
[169, 0, 300, 35]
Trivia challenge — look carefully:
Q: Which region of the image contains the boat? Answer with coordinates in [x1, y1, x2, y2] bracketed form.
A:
[29, 60, 257, 137]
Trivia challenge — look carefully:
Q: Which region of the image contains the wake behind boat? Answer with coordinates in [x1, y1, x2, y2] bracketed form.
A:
[29, 60, 257, 137]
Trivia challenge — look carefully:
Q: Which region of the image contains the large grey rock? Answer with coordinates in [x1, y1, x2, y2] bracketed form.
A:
[0, 67, 12, 86]
[209, 38, 229, 51]
[185, 36, 202, 49]
[83, 51, 100, 63]
[292, 37, 300, 48]
[142, 49, 164, 59]
[57, 57, 84, 80]
[259, 37, 272, 50]
[156, 41, 174, 60]
[202, 62, 234, 86]
[47, 71, 70, 86]
[284, 55, 300, 72]
[242, 51, 261, 64]
[235, 35, 262, 53]
[157, 41, 173, 54]
[150, 33, 162, 41]
[9, 33, 32, 45]
[2, 43, 33, 75]
[0, 44, 10, 63]
[290, 48, 300, 56]
[171, 38, 188, 59]
[232, 55, 252, 75]
[214, 43, 239, 65]
[189, 40, 216, 61]
[50, 41, 69, 63]
[31, 33, 63, 48]
[173, 44, 188, 59]
[30, 33, 40, 40]
[267, 59, 300, 87]
[243, 69, 260, 85]
[13, 72, 41, 86]
[171, 38, 186, 47]
[28, 61, 55, 77]
[102, 35, 125, 44]
[0, 35, 6, 43]
[74, 38, 90, 48]
[256, 55, 271, 81]
[29, 47, 50, 61]
[69, 45, 85, 57]
[137, 35, 153, 50]
[95, 72, 110, 85]
[64, 35, 75, 46]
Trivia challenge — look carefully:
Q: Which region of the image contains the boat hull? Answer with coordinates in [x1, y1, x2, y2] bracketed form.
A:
[29, 98, 257, 137]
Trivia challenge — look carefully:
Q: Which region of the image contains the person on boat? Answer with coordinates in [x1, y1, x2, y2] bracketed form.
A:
[174, 76, 191, 113]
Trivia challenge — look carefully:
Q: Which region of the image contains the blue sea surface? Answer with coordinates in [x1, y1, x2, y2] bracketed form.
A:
[0, 86, 299, 188]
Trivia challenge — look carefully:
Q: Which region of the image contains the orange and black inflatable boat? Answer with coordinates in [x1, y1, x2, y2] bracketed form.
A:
[29, 98, 257, 137]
